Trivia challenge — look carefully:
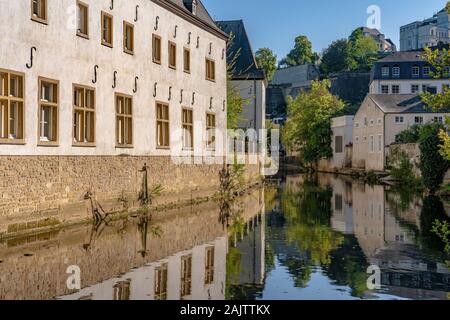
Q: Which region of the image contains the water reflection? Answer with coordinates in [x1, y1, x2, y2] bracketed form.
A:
[0, 175, 449, 300]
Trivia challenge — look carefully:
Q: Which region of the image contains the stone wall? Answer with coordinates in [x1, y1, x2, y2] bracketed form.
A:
[0, 155, 261, 234]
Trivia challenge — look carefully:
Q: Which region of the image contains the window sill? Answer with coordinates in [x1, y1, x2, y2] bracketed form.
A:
[76, 32, 89, 40]
[101, 41, 113, 48]
[115, 145, 134, 149]
[31, 17, 48, 25]
[169, 65, 177, 70]
[0, 139, 26, 145]
[38, 141, 59, 147]
[124, 49, 134, 55]
[184, 70, 191, 74]
[206, 78, 216, 83]
[153, 60, 162, 65]
[156, 146, 170, 150]
[73, 142, 96, 148]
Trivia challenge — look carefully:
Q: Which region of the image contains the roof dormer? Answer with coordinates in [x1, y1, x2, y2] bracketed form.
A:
[183, 0, 198, 15]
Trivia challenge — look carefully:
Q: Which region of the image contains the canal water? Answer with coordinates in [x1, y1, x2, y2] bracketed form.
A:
[0, 174, 449, 300]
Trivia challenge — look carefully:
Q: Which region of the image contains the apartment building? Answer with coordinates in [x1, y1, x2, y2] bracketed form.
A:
[0, 0, 239, 223]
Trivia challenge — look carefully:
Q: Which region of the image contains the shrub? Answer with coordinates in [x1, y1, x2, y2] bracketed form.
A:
[395, 125, 421, 144]
[419, 123, 450, 193]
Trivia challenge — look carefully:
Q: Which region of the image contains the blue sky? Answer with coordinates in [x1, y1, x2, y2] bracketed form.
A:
[203, 0, 448, 60]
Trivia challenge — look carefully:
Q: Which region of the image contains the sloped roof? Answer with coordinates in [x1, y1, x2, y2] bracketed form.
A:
[152, 0, 227, 39]
[368, 94, 442, 113]
[216, 20, 265, 80]
[378, 51, 425, 63]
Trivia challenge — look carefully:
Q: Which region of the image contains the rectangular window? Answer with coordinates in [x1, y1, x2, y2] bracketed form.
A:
[31, 0, 47, 24]
[181, 255, 192, 298]
[184, 48, 191, 73]
[370, 135, 374, 153]
[38, 78, 58, 144]
[0, 70, 24, 143]
[422, 85, 428, 93]
[123, 21, 134, 54]
[115, 93, 133, 147]
[101, 11, 113, 47]
[153, 34, 162, 64]
[392, 85, 400, 94]
[156, 102, 170, 148]
[205, 247, 215, 285]
[335, 136, 343, 153]
[412, 66, 420, 77]
[381, 85, 389, 94]
[206, 58, 216, 81]
[206, 113, 216, 150]
[335, 194, 343, 211]
[182, 108, 193, 149]
[169, 41, 177, 69]
[154, 264, 168, 301]
[76, 1, 89, 38]
[381, 67, 390, 77]
[392, 66, 400, 77]
[378, 135, 383, 153]
[411, 84, 419, 93]
[423, 66, 431, 76]
[434, 116, 444, 124]
[415, 116, 424, 124]
[395, 116, 404, 124]
[73, 85, 95, 145]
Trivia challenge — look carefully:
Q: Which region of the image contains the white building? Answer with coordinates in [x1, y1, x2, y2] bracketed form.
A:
[362, 27, 396, 53]
[216, 20, 267, 136]
[331, 116, 354, 170]
[0, 0, 228, 157]
[400, 8, 450, 51]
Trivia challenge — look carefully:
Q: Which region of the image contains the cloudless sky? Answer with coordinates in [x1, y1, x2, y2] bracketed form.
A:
[203, 0, 448, 61]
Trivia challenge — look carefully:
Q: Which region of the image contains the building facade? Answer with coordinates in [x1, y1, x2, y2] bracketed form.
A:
[0, 0, 249, 224]
[352, 94, 449, 171]
[370, 51, 450, 95]
[331, 116, 354, 170]
[362, 27, 396, 53]
[400, 8, 450, 51]
[216, 20, 267, 135]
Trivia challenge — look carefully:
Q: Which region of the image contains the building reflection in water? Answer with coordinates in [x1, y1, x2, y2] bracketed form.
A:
[326, 175, 450, 300]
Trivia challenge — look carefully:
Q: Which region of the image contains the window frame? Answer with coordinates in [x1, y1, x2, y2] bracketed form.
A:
[206, 112, 216, 150]
[392, 66, 400, 78]
[205, 246, 215, 285]
[183, 47, 191, 73]
[205, 58, 216, 82]
[72, 84, 96, 147]
[180, 254, 193, 298]
[394, 116, 405, 124]
[182, 107, 194, 150]
[152, 34, 162, 65]
[123, 21, 134, 55]
[37, 77, 59, 146]
[391, 85, 400, 94]
[156, 101, 170, 149]
[76, 1, 89, 39]
[168, 41, 177, 70]
[0, 68, 25, 145]
[381, 66, 390, 78]
[411, 84, 419, 94]
[335, 135, 343, 154]
[412, 66, 420, 77]
[414, 116, 424, 124]
[31, 0, 48, 25]
[101, 11, 114, 48]
[381, 85, 389, 94]
[115, 93, 133, 148]
[423, 66, 431, 77]
[154, 264, 168, 300]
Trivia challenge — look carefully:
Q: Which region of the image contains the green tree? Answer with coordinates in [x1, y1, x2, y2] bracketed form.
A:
[319, 27, 378, 75]
[282, 80, 345, 166]
[419, 123, 450, 194]
[349, 35, 379, 71]
[320, 39, 352, 76]
[280, 35, 318, 67]
[255, 48, 277, 81]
